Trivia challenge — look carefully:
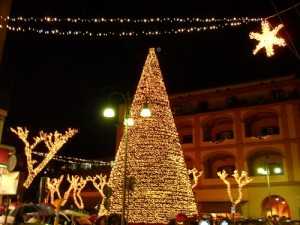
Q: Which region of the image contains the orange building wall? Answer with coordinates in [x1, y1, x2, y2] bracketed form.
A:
[171, 75, 300, 219]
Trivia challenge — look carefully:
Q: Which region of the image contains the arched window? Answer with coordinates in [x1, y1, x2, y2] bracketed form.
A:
[244, 112, 280, 137]
[177, 121, 193, 144]
[204, 154, 235, 178]
[247, 151, 284, 176]
[202, 117, 234, 143]
[184, 156, 194, 170]
[262, 195, 291, 218]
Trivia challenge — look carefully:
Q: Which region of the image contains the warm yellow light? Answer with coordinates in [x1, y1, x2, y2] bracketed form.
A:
[87, 174, 110, 216]
[140, 103, 151, 117]
[249, 20, 286, 57]
[273, 167, 282, 174]
[257, 167, 268, 175]
[103, 108, 115, 118]
[124, 117, 134, 126]
[217, 170, 252, 208]
[10, 127, 78, 188]
[108, 48, 197, 224]
[189, 168, 203, 189]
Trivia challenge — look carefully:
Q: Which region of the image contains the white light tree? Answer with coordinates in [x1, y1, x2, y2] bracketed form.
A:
[45, 175, 64, 205]
[188, 168, 203, 189]
[62, 175, 87, 209]
[10, 127, 78, 188]
[217, 170, 252, 213]
[88, 174, 111, 216]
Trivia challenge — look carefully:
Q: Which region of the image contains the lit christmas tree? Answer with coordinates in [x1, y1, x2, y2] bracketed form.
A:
[109, 48, 198, 224]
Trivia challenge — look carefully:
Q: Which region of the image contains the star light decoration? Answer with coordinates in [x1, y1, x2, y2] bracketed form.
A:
[249, 20, 286, 57]
[10, 127, 78, 188]
[217, 170, 253, 211]
[108, 48, 198, 224]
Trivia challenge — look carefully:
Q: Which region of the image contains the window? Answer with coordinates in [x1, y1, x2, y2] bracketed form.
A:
[247, 152, 284, 176]
[181, 134, 193, 144]
[244, 112, 279, 137]
[204, 154, 235, 178]
[215, 130, 234, 141]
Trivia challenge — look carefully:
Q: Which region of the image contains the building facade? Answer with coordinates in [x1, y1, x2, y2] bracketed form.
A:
[170, 75, 300, 219]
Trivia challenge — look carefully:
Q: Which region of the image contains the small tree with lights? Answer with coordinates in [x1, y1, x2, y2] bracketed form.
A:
[188, 168, 203, 189]
[10, 127, 78, 188]
[45, 175, 64, 205]
[88, 174, 112, 216]
[217, 170, 252, 217]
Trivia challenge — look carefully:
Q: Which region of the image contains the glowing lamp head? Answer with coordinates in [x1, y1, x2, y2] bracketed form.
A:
[199, 220, 210, 225]
[273, 167, 282, 174]
[220, 220, 229, 225]
[103, 108, 115, 118]
[257, 167, 268, 175]
[140, 103, 151, 117]
[124, 117, 134, 126]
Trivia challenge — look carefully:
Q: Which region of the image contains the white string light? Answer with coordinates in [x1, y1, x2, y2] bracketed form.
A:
[0, 16, 262, 24]
[0, 17, 262, 38]
[32, 151, 113, 167]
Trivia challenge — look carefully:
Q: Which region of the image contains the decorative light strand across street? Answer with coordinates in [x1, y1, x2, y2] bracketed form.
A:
[0, 18, 262, 38]
[32, 151, 113, 167]
[0, 16, 262, 24]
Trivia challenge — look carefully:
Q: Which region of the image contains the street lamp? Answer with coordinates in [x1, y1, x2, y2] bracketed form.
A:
[103, 92, 151, 225]
[257, 165, 272, 216]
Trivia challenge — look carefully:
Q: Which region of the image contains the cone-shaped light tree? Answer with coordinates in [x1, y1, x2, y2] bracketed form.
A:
[109, 48, 198, 224]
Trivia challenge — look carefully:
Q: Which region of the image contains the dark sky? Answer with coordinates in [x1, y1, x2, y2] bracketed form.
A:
[1, 0, 300, 160]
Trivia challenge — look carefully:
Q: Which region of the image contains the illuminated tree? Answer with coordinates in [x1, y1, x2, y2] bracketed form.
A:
[109, 48, 198, 224]
[46, 175, 64, 205]
[217, 170, 252, 212]
[88, 174, 111, 216]
[10, 127, 78, 188]
[188, 168, 203, 189]
[61, 175, 87, 209]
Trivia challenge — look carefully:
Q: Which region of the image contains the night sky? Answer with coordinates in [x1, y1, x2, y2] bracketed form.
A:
[1, 0, 299, 160]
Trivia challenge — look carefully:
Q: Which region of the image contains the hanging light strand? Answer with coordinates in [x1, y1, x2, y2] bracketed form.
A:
[0, 19, 260, 38]
[32, 151, 114, 167]
[0, 16, 262, 24]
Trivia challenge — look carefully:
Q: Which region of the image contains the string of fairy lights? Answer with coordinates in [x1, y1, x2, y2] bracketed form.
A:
[32, 151, 114, 167]
[0, 16, 261, 24]
[0, 16, 262, 38]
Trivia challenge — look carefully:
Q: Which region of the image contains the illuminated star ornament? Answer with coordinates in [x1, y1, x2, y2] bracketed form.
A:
[249, 20, 286, 57]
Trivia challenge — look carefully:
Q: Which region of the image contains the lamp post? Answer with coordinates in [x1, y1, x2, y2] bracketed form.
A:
[257, 163, 272, 217]
[103, 92, 150, 225]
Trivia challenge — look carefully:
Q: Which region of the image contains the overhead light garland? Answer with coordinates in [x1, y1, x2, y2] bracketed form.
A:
[10, 127, 78, 188]
[0, 16, 262, 38]
[217, 170, 252, 213]
[32, 151, 114, 167]
[0, 16, 261, 25]
[249, 20, 286, 57]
